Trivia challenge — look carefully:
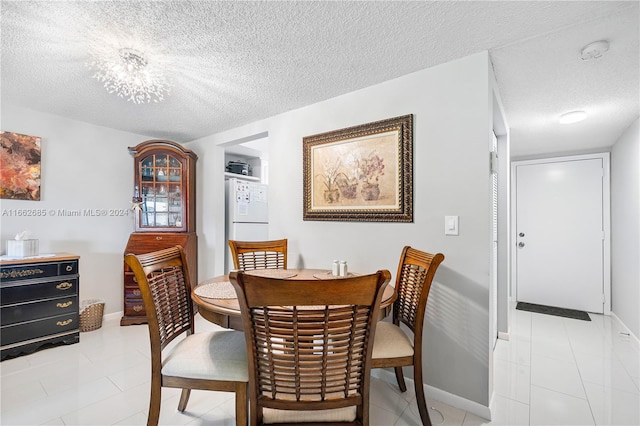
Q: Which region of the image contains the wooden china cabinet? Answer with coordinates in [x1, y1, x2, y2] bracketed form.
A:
[121, 140, 198, 326]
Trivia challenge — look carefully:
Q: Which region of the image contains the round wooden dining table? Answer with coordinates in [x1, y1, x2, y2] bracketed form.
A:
[191, 268, 397, 331]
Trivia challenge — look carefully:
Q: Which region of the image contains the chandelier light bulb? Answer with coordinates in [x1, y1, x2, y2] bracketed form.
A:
[88, 47, 170, 104]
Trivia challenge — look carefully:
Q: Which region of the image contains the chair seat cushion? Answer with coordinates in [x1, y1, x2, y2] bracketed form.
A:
[372, 321, 414, 359]
[162, 330, 248, 382]
[263, 406, 356, 424]
[261, 384, 359, 422]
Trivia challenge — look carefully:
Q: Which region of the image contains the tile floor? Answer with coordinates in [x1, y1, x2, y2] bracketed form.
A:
[1, 304, 638, 425]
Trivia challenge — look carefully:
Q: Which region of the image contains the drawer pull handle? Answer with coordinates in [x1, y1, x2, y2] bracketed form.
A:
[65, 265, 73, 272]
[156, 236, 163, 240]
[133, 290, 141, 296]
[57, 301, 73, 308]
[56, 282, 73, 290]
[133, 276, 137, 283]
[133, 305, 143, 312]
[56, 319, 73, 326]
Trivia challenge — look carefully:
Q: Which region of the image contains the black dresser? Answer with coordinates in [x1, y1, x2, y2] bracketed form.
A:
[1, 253, 80, 360]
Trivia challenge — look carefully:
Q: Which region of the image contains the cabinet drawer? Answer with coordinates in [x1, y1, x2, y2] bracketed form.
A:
[124, 272, 142, 298]
[1, 313, 78, 346]
[0, 260, 78, 282]
[124, 272, 138, 286]
[1, 278, 78, 306]
[125, 286, 143, 299]
[124, 301, 146, 317]
[1, 296, 79, 326]
[1, 263, 59, 282]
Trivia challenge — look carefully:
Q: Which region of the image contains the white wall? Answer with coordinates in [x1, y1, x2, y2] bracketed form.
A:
[611, 118, 640, 337]
[188, 51, 496, 414]
[1, 105, 152, 315]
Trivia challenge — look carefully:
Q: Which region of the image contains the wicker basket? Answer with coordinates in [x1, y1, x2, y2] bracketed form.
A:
[79, 299, 105, 332]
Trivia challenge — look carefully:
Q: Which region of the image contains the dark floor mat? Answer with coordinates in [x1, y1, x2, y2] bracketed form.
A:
[516, 302, 591, 321]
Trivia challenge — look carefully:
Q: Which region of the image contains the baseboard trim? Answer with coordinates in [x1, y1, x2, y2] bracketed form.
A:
[611, 312, 640, 345]
[103, 311, 124, 323]
[424, 383, 491, 420]
[372, 369, 491, 420]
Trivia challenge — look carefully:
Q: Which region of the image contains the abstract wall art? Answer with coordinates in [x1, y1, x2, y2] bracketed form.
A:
[1, 131, 42, 201]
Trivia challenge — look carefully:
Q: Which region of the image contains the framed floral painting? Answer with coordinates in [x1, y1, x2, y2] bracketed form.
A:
[0, 131, 42, 201]
[303, 114, 413, 222]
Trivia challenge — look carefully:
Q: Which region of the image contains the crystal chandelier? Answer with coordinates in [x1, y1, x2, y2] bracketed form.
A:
[89, 47, 170, 104]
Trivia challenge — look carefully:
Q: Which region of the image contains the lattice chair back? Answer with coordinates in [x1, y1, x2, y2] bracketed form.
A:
[229, 269, 391, 425]
[393, 247, 444, 333]
[228, 239, 287, 270]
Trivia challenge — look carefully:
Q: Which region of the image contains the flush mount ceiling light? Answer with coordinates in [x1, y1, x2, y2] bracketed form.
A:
[88, 47, 170, 104]
[559, 110, 587, 124]
[581, 40, 610, 60]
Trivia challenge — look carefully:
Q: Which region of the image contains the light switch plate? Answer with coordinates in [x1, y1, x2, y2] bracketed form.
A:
[445, 215, 459, 236]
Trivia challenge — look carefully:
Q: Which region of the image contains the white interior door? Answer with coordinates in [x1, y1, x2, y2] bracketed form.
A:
[515, 157, 604, 313]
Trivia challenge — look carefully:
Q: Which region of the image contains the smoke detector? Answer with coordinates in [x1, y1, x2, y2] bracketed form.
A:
[581, 40, 609, 60]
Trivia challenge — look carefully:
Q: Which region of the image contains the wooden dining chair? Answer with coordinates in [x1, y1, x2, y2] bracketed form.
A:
[229, 269, 392, 426]
[371, 246, 445, 426]
[228, 238, 288, 270]
[125, 246, 248, 426]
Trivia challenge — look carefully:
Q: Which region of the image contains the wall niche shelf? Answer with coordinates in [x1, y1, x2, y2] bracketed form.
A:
[224, 172, 260, 181]
[224, 150, 263, 183]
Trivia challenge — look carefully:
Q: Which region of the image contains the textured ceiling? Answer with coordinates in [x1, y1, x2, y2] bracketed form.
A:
[1, 1, 638, 157]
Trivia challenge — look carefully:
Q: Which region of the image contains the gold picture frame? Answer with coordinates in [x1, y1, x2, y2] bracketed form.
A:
[303, 114, 413, 222]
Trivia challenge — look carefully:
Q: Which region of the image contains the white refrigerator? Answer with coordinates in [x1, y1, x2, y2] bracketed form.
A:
[225, 178, 269, 272]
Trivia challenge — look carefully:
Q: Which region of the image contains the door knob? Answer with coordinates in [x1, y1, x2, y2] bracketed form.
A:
[518, 242, 525, 248]
[519, 232, 525, 237]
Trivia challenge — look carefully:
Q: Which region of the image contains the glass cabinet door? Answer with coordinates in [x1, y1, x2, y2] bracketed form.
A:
[137, 153, 183, 229]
